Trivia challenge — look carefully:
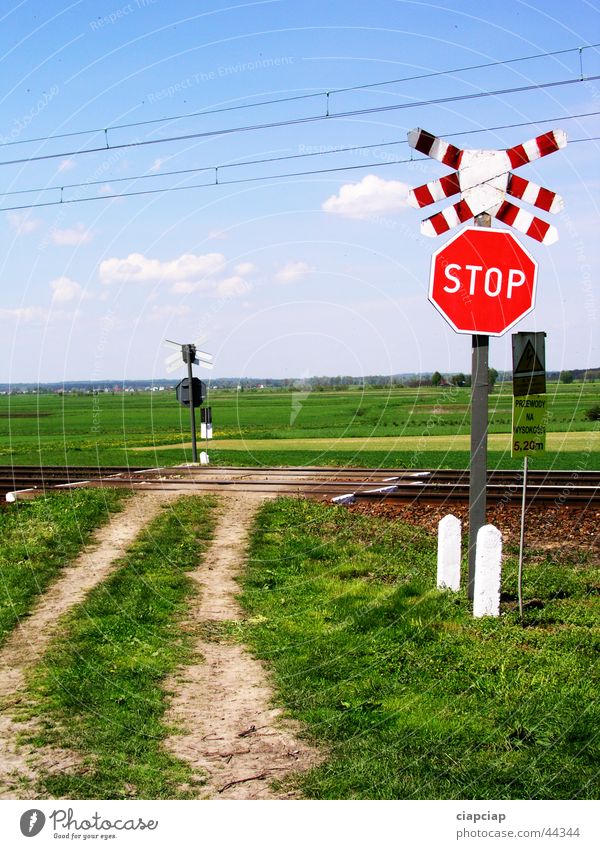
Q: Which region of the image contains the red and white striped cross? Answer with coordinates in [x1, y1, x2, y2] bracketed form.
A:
[407, 128, 566, 244]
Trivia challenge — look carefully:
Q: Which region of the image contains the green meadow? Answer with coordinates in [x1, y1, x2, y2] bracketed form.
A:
[0, 382, 598, 470]
[240, 498, 600, 799]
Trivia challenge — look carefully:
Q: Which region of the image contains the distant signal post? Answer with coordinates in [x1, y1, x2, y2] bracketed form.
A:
[165, 339, 213, 464]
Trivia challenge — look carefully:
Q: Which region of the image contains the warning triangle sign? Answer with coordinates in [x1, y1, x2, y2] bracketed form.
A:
[514, 340, 544, 374]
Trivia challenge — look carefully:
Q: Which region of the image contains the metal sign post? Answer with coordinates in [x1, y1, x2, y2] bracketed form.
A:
[407, 127, 564, 604]
[467, 213, 490, 599]
[511, 332, 547, 619]
[183, 344, 198, 463]
[518, 455, 529, 620]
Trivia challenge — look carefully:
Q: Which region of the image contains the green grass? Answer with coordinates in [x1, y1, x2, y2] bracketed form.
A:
[0, 489, 130, 647]
[22, 495, 219, 800]
[0, 382, 598, 469]
[239, 498, 600, 800]
[156, 447, 598, 473]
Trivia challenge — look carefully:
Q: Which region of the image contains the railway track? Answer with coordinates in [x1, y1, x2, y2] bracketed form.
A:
[1, 464, 598, 507]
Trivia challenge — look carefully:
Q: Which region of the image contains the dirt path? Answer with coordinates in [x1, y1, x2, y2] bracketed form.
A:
[0, 490, 179, 799]
[165, 493, 321, 799]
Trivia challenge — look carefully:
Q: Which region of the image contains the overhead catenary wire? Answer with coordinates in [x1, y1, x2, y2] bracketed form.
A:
[1, 41, 598, 150]
[0, 73, 599, 171]
[2, 109, 599, 203]
[1, 134, 598, 214]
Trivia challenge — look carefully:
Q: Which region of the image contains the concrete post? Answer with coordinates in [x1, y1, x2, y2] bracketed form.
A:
[437, 514, 461, 591]
[473, 524, 502, 618]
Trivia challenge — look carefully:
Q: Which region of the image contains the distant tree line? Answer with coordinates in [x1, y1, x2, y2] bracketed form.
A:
[2, 366, 597, 396]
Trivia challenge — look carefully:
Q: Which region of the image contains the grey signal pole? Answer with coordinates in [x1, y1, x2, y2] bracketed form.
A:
[467, 211, 491, 600]
[183, 345, 198, 463]
[188, 357, 198, 463]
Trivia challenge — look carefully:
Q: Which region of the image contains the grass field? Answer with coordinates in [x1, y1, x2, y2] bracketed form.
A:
[0, 382, 598, 470]
[0, 455, 597, 800]
[240, 498, 600, 800]
[134, 430, 598, 452]
[0, 489, 130, 647]
[21, 495, 218, 800]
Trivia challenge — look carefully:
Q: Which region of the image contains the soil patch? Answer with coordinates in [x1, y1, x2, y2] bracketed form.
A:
[345, 499, 599, 553]
[164, 493, 321, 799]
[0, 490, 179, 799]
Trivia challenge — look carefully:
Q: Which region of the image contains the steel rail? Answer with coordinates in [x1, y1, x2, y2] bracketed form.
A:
[1, 464, 598, 506]
[0, 465, 597, 479]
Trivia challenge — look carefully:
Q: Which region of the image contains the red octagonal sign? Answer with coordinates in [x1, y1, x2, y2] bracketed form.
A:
[429, 227, 538, 336]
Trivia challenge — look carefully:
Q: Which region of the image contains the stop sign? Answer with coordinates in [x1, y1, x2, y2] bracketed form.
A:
[429, 227, 538, 336]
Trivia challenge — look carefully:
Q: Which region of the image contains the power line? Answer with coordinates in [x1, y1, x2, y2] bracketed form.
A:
[329, 44, 599, 95]
[2, 41, 598, 150]
[3, 110, 598, 201]
[0, 73, 599, 171]
[0, 157, 412, 213]
[1, 134, 597, 214]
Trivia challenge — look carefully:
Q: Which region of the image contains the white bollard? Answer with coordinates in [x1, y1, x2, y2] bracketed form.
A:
[437, 514, 461, 591]
[199, 451, 210, 465]
[473, 524, 503, 618]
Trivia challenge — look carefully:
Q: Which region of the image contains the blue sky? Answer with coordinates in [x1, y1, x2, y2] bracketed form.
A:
[1, 0, 598, 381]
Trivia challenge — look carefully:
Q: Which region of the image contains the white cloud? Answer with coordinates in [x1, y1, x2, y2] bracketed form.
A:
[0, 307, 48, 322]
[51, 223, 93, 246]
[215, 276, 252, 298]
[98, 251, 258, 300]
[7, 212, 41, 235]
[0, 305, 80, 324]
[322, 174, 410, 220]
[275, 260, 314, 285]
[57, 158, 76, 173]
[99, 251, 226, 291]
[50, 276, 83, 303]
[148, 304, 190, 320]
[170, 280, 198, 294]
